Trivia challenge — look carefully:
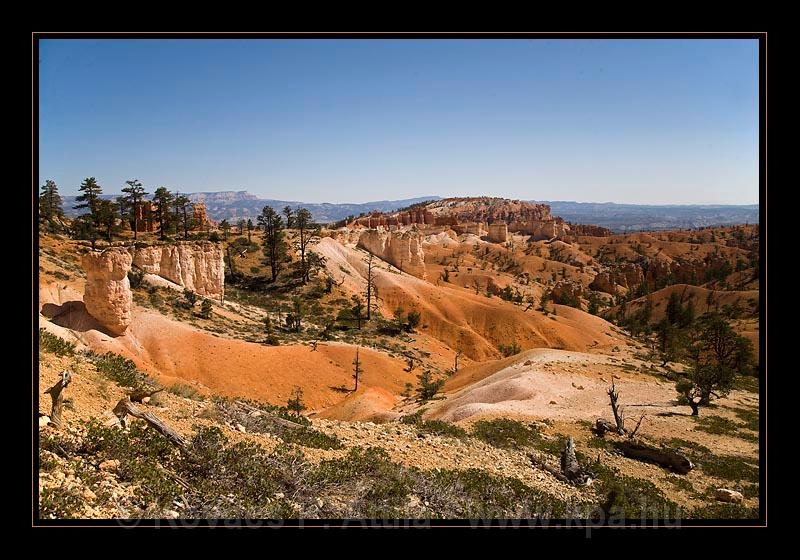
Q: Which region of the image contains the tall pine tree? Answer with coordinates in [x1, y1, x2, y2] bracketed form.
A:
[258, 206, 287, 282]
[121, 179, 148, 240]
[39, 180, 64, 229]
[74, 177, 103, 226]
[152, 187, 174, 241]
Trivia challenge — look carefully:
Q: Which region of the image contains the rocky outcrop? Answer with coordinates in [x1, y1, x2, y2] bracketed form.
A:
[570, 224, 612, 237]
[715, 488, 744, 504]
[590, 263, 645, 295]
[487, 223, 509, 243]
[357, 228, 427, 279]
[131, 242, 224, 296]
[551, 280, 585, 306]
[82, 248, 133, 336]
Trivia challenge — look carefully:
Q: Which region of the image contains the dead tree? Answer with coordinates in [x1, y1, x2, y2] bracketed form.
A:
[629, 413, 646, 438]
[454, 349, 463, 373]
[607, 380, 625, 435]
[364, 253, 377, 321]
[614, 440, 693, 474]
[113, 397, 187, 450]
[529, 437, 591, 486]
[230, 400, 307, 431]
[44, 370, 72, 429]
[560, 436, 589, 484]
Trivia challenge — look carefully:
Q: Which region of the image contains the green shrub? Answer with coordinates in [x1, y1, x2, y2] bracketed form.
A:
[199, 299, 213, 319]
[472, 419, 540, 450]
[593, 464, 682, 520]
[167, 384, 203, 400]
[87, 352, 148, 390]
[691, 502, 759, 519]
[415, 370, 445, 402]
[39, 486, 84, 519]
[400, 411, 467, 439]
[127, 267, 145, 289]
[280, 427, 343, 450]
[498, 342, 521, 357]
[39, 329, 75, 357]
[731, 407, 759, 431]
[694, 415, 757, 442]
[422, 468, 567, 519]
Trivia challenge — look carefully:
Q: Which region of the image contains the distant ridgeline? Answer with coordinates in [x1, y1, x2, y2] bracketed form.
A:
[60, 191, 442, 224]
[59, 190, 758, 231]
[538, 201, 759, 233]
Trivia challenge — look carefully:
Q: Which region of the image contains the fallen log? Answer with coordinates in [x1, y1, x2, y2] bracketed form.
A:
[231, 400, 306, 431]
[614, 439, 693, 474]
[44, 370, 72, 429]
[113, 397, 187, 449]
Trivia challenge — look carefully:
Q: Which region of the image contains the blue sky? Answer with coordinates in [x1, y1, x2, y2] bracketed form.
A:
[38, 38, 759, 204]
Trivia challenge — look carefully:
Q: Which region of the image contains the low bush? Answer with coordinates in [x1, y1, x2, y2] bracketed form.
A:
[39, 329, 75, 357]
[472, 419, 541, 450]
[86, 351, 149, 390]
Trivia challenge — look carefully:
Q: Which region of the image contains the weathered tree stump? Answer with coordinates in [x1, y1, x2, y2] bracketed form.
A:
[44, 370, 72, 429]
[530, 436, 591, 486]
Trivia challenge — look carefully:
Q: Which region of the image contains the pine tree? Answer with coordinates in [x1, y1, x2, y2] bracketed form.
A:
[258, 206, 287, 281]
[352, 348, 363, 392]
[120, 179, 148, 240]
[74, 177, 103, 226]
[294, 208, 317, 284]
[246, 219, 254, 242]
[96, 199, 119, 241]
[39, 180, 64, 229]
[219, 219, 231, 241]
[173, 194, 192, 239]
[152, 187, 174, 241]
[283, 206, 294, 228]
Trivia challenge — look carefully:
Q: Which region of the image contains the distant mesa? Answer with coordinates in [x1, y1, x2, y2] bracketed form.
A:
[346, 197, 587, 243]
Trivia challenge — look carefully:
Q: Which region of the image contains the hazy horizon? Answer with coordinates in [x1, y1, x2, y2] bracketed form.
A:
[57, 189, 759, 208]
[39, 39, 759, 205]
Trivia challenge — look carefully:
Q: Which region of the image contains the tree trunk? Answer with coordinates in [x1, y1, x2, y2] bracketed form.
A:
[529, 436, 590, 486]
[614, 440, 693, 474]
[113, 397, 187, 449]
[45, 370, 72, 429]
[607, 381, 625, 434]
[560, 436, 584, 482]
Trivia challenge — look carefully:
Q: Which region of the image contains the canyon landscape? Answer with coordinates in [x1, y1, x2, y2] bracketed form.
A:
[35, 34, 764, 528]
[37, 193, 761, 521]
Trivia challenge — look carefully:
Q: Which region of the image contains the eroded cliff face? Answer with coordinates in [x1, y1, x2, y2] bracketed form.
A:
[131, 242, 224, 296]
[357, 228, 427, 279]
[82, 248, 133, 336]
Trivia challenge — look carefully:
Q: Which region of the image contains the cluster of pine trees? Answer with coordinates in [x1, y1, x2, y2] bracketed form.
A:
[39, 178, 197, 246]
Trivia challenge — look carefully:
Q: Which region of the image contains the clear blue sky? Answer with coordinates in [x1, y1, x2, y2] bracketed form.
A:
[38, 38, 759, 204]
